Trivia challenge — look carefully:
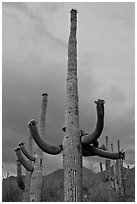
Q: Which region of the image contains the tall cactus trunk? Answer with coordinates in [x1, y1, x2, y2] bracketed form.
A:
[30, 93, 48, 202]
[23, 132, 33, 202]
[63, 9, 83, 202]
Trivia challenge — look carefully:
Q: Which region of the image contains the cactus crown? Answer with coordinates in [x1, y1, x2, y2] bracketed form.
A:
[28, 119, 37, 126]
[42, 93, 48, 96]
[70, 8, 77, 13]
[95, 99, 105, 105]
[18, 142, 25, 146]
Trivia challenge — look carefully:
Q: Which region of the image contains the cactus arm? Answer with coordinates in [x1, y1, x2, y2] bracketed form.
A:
[15, 148, 34, 172]
[16, 160, 25, 190]
[82, 148, 95, 157]
[93, 147, 124, 160]
[28, 119, 62, 155]
[81, 99, 105, 145]
[19, 142, 35, 161]
[82, 144, 125, 160]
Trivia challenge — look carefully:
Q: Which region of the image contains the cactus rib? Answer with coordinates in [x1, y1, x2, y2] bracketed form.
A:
[81, 99, 105, 145]
[15, 148, 34, 172]
[28, 119, 62, 155]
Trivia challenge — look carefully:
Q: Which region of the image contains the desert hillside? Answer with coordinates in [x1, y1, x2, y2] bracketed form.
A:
[2, 166, 135, 202]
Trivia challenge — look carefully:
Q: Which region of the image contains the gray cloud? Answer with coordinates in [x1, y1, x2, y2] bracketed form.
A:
[41, 2, 64, 14]
[3, 2, 66, 49]
[2, 2, 134, 176]
[3, 2, 28, 11]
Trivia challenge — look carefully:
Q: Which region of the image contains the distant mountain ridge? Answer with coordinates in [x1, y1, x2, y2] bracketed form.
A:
[2, 166, 135, 202]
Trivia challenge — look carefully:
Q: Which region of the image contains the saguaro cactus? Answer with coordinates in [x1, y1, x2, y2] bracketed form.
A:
[117, 140, 128, 201]
[62, 9, 83, 202]
[19, 134, 34, 201]
[15, 9, 126, 202]
[28, 94, 62, 202]
[15, 132, 35, 202]
[16, 159, 25, 190]
[111, 143, 119, 191]
[99, 140, 128, 201]
[105, 136, 111, 181]
[29, 93, 47, 202]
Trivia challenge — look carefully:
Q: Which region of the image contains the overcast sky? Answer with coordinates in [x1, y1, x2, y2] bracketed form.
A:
[2, 2, 135, 177]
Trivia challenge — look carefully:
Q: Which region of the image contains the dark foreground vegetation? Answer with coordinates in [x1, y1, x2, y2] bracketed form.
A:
[2, 166, 135, 202]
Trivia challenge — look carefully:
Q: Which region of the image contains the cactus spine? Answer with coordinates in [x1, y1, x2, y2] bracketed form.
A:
[63, 9, 83, 202]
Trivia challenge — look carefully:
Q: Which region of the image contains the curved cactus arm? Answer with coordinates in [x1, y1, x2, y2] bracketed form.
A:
[19, 142, 35, 161]
[28, 119, 62, 155]
[81, 99, 105, 145]
[15, 148, 34, 172]
[94, 147, 125, 160]
[82, 144, 125, 160]
[82, 148, 95, 157]
[16, 160, 25, 190]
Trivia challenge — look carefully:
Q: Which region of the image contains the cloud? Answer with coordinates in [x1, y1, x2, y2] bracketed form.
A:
[3, 2, 67, 54]
[2, 2, 134, 174]
[3, 2, 28, 12]
[41, 2, 64, 14]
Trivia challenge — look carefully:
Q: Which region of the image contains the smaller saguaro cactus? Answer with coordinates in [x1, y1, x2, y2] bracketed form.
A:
[18, 140, 35, 202]
[99, 139, 128, 202]
[111, 143, 119, 191]
[29, 93, 48, 202]
[28, 93, 62, 202]
[105, 136, 111, 181]
[16, 159, 25, 190]
[15, 141, 35, 202]
[117, 140, 128, 201]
